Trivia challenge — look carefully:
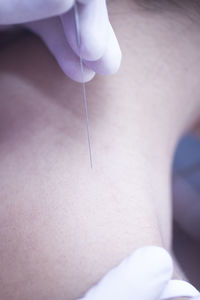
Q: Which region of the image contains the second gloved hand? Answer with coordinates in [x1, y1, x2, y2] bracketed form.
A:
[78, 246, 200, 300]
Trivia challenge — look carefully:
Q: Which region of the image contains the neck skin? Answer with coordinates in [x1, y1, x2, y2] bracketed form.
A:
[0, 1, 200, 299]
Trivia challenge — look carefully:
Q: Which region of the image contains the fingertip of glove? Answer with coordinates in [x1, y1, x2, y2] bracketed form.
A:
[79, 35, 107, 62]
[75, 70, 96, 83]
[130, 246, 173, 278]
[84, 46, 122, 76]
[63, 68, 96, 83]
[104, 48, 122, 75]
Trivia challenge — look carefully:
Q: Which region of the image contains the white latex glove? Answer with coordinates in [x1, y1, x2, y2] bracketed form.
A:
[0, 0, 121, 82]
[78, 246, 200, 300]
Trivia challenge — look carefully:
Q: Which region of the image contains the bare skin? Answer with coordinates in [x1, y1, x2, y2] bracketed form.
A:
[0, 0, 200, 299]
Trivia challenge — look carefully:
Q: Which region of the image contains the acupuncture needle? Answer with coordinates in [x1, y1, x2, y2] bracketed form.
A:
[74, 3, 93, 169]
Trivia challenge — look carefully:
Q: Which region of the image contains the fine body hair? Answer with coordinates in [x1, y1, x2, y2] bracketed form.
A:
[134, 0, 200, 23]
[136, 0, 200, 11]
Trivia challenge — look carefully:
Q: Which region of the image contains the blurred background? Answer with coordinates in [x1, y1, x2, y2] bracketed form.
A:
[173, 132, 200, 289]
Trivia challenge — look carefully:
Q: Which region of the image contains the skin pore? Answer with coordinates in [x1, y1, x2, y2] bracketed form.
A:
[0, 0, 200, 299]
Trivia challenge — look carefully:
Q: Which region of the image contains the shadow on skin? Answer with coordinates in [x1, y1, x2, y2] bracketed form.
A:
[0, 32, 107, 151]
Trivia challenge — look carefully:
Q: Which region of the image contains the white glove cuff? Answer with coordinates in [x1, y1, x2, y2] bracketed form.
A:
[160, 279, 199, 299]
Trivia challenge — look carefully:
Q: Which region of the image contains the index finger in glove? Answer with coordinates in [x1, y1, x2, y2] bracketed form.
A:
[78, 246, 173, 300]
[61, 0, 110, 61]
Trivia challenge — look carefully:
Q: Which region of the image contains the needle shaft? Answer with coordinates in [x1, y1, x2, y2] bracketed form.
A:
[74, 3, 93, 168]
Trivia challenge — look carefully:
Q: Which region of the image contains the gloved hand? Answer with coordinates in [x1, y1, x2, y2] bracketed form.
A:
[0, 0, 121, 82]
[79, 246, 200, 300]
